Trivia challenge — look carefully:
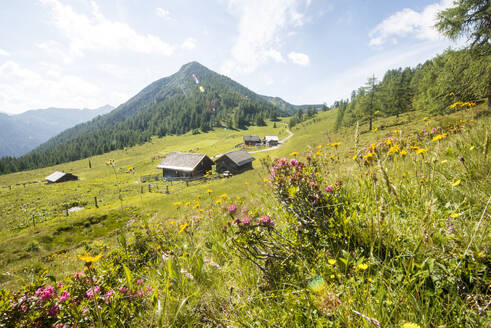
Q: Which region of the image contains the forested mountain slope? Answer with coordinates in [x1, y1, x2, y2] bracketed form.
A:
[0, 62, 295, 174]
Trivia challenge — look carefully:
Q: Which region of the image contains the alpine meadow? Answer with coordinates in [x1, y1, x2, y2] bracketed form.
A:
[0, 1, 489, 327]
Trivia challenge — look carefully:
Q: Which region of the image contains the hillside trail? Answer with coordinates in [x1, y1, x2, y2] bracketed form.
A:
[249, 125, 294, 154]
[211, 124, 294, 159]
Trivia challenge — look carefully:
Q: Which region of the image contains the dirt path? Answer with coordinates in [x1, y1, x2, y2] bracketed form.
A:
[211, 125, 294, 158]
[249, 126, 294, 154]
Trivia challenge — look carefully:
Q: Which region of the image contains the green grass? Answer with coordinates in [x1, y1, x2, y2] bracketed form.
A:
[0, 120, 286, 289]
[0, 108, 489, 327]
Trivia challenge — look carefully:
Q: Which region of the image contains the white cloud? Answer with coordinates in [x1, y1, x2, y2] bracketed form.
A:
[221, 0, 309, 76]
[181, 38, 196, 50]
[36, 41, 73, 64]
[266, 49, 285, 63]
[369, 0, 453, 47]
[0, 60, 124, 114]
[156, 7, 171, 19]
[0, 48, 9, 57]
[288, 51, 310, 66]
[40, 0, 174, 56]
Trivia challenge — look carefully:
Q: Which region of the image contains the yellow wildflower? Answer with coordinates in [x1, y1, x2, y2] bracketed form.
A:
[450, 101, 463, 108]
[316, 145, 323, 149]
[449, 213, 459, 218]
[402, 323, 421, 328]
[185, 201, 191, 207]
[393, 129, 401, 134]
[173, 202, 182, 207]
[372, 128, 378, 132]
[328, 259, 336, 265]
[178, 223, 189, 233]
[352, 155, 357, 161]
[289, 151, 299, 156]
[363, 152, 376, 159]
[244, 181, 249, 185]
[415, 148, 427, 155]
[331, 142, 341, 147]
[452, 180, 461, 187]
[193, 202, 200, 209]
[206, 189, 213, 194]
[400, 150, 407, 156]
[358, 263, 368, 270]
[469, 145, 475, 150]
[220, 193, 228, 199]
[388, 144, 399, 155]
[78, 252, 102, 263]
[263, 178, 269, 182]
[423, 117, 429, 121]
[315, 151, 322, 156]
[374, 110, 380, 114]
[432, 134, 445, 142]
[215, 199, 222, 204]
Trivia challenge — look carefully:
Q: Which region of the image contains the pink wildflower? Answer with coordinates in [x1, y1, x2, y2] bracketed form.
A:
[40, 285, 54, 302]
[104, 289, 114, 304]
[227, 204, 237, 214]
[86, 286, 100, 299]
[325, 185, 333, 192]
[137, 279, 144, 285]
[240, 217, 251, 226]
[57, 282, 63, 288]
[48, 304, 59, 318]
[258, 216, 274, 227]
[120, 287, 129, 293]
[289, 158, 299, 166]
[58, 291, 70, 302]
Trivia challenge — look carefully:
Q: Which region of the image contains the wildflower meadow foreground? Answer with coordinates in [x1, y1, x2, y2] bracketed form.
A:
[0, 104, 489, 327]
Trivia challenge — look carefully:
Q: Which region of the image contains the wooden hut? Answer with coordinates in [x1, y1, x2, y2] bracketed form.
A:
[156, 152, 214, 180]
[243, 136, 261, 146]
[264, 136, 279, 146]
[215, 150, 255, 174]
[45, 171, 78, 184]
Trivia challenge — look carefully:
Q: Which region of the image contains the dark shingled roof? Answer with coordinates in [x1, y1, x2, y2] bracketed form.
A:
[243, 136, 261, 142]
[45, 171, 74, 182]
[217, 150, 255, 166]
[156, 152, 211, 171]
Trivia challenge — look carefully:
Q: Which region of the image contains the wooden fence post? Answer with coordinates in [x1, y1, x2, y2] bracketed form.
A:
[148, 184, 151, 192]
[166, 185, 169, 194]
[94, 196, 98, 208]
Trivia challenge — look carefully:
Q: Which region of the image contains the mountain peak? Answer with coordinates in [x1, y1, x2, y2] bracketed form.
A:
[178, 61, 210, 75]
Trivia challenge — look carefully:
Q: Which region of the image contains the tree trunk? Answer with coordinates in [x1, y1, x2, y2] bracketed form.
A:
[369, 117, 372, 131]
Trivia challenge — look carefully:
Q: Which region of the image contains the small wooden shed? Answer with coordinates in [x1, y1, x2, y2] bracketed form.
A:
[156, 152, 214, 180]
[215, 150, 255, 174]
[264, 136, 279, 146]
[45, 171, 78, 184]
[244, 136, 261, 146]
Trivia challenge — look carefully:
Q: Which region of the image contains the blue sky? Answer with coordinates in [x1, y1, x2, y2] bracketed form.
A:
[0, 0, 462, 114]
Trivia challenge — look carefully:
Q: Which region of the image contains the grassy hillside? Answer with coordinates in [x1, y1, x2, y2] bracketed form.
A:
[0, 106, 489, 327]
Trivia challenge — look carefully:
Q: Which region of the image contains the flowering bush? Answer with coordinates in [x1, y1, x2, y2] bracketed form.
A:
[0, 248, 154, 327]
[269, 156, 346, 248]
